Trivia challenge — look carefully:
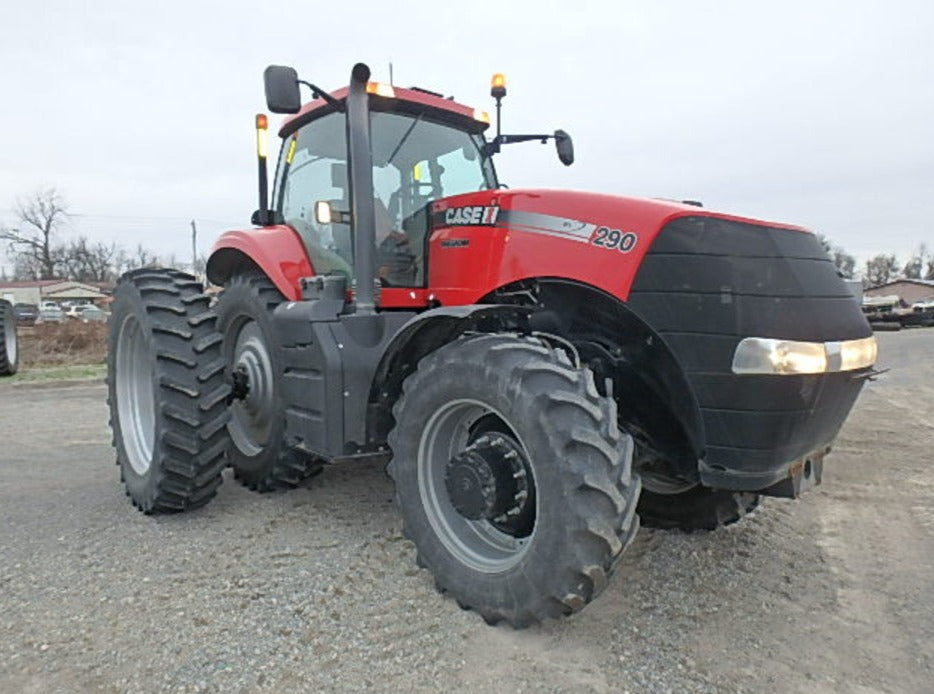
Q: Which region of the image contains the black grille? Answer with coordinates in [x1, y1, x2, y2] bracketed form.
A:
[627, 215, 872, 487]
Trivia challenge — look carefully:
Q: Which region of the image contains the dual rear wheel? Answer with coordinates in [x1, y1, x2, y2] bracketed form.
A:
[107, 270, 322, 513]
[216, 274, 323, 491]
[106, 269, 230, 512]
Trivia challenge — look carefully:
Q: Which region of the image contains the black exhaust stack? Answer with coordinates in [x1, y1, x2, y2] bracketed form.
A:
[346, 63, 377, 315]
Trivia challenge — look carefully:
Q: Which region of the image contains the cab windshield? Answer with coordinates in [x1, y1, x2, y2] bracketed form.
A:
[273, 109, 496, 287]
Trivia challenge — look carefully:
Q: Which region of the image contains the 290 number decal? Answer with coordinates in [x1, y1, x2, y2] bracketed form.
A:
[591, 227, 637, 253]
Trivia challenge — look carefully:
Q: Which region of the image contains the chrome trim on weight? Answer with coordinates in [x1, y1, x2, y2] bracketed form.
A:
[731, 335, 878, 375]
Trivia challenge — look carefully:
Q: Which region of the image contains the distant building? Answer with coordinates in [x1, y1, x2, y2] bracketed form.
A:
[863, 279, 934, 305]
[0, 279, 111, 306]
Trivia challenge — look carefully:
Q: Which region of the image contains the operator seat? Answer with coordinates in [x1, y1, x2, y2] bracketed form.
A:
[374, 196, 416, 286]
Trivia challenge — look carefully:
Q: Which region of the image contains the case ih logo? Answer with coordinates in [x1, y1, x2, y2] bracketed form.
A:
[444, 205, 500, 226]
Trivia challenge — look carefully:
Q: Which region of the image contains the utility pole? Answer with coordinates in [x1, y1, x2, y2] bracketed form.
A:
[190, 219, 198, 277]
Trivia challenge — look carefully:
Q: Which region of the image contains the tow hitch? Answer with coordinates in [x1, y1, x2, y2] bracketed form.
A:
[761, 448, 828, 499]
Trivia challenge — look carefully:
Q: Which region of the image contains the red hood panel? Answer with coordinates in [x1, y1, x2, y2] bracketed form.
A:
[426, 189, 809, 305]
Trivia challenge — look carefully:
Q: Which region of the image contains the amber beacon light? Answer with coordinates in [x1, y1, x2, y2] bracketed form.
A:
[490, 73, 507, 99]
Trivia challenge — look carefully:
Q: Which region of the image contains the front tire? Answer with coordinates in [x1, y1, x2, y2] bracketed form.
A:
[0, 300, 18, 376]
[216, 273, 323, 491]
[107, 269, 230, 513]
[388, 334, 641, 628]
[637, 477, 759, 531]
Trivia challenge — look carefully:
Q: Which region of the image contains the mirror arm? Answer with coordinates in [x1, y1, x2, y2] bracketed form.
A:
[500, 134, 554, 144]
[298, 80, 345, 111]
[483, 133, 554, 156]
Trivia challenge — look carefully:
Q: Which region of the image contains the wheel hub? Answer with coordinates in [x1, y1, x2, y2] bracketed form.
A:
[227, 320, 275, 457]
[445, 433, 531, 524]
[230, 366, 250, 401]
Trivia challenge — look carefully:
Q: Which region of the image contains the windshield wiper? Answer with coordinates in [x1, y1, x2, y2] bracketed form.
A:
[387, 113, 424, 165]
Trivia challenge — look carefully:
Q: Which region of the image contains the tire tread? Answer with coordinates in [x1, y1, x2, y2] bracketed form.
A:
[107, 269, 230, 514]
[387, 333, 641, 628]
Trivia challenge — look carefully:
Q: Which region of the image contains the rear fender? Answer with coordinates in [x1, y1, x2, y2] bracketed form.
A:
[206, 226, 312, 299]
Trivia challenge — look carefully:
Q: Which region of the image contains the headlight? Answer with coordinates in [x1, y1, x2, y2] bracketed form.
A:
[732, 336, 877, 375]
[834, 336, 878, 372]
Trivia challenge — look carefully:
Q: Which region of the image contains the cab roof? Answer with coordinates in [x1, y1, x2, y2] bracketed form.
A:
[279, 84, 491, 138]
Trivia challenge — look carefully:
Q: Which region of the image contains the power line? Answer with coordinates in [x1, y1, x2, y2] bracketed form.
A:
[0, 208, 244, 227]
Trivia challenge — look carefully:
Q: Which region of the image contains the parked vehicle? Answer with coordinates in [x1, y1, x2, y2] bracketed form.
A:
[107, 62, 879, 627]
[37, 306, 66, 324]
[0, 300, 18, 376]
[77, 306, 109, 323]
[862, 295, 934, 329]
[13, 303, 39, 325]
[908, 297, 934, 327]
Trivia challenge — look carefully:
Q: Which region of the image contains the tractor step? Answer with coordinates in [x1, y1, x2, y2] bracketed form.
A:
[274, 282, 414, 463]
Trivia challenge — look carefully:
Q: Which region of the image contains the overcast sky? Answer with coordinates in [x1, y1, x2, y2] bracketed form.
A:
[1, 0, 932, 274]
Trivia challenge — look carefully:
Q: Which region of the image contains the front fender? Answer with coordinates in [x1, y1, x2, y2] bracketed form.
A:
[206, 226, 312, 300]
[366, 304, 532, 443]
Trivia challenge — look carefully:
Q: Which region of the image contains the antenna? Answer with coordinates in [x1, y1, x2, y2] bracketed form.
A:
[389, 61, 394, 86]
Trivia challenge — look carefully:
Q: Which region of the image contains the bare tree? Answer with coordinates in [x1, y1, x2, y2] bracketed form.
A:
[59, 236, 119, 283]
[11, 254, 42, 281]
[903, 256, 923, 280]
[816, 233, 856, 279]
[927, 257, 934, 281]
[133, 244, 160, 269]
[0, 188, 68, 279]
[833, 248, 856, 279]
[113, 244, 162, 276]
[902, 244, 929, 280]
[864, 254, 900, 287]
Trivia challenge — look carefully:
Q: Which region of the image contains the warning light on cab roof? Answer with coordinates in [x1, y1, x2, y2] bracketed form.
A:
[366, 82, 396, 98]
[491, 73, 507, 99]
[473, 109, 490, 124]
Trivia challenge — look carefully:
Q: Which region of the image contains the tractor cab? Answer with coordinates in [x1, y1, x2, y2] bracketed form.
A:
[270, 85, 498, 287]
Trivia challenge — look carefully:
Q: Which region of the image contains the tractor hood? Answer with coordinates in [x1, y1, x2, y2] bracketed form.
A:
[428, 187, 806, 303]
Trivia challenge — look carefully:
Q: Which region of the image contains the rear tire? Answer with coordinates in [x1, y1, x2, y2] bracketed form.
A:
[637, 484, 759, 531]
[0, 300, 18, 376]
[216, 273, 324, 492]
[388, 334, 641, 628]
[107, 269, 230, 513]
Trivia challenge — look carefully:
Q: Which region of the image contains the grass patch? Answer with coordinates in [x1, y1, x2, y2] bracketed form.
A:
[5, 363, 107, 384]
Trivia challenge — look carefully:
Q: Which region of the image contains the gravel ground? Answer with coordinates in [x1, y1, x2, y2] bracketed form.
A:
[0, 330, 932, 693]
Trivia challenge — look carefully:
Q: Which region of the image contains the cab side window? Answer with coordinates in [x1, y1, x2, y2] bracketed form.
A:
[274, 113, 353, 276]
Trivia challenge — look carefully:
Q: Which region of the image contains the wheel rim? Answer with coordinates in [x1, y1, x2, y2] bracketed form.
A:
[3, 306, 15, 366]
[228, 319, 275, 457]
[115, 315, 156, 475]
[418, 399, 537, 573]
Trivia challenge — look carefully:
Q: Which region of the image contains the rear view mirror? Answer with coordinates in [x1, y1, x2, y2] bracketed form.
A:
[314, 201, 334, 224]
[315, 200, 351, 225]
[264, 65, 301, 114]
[554, 129, 574, 166]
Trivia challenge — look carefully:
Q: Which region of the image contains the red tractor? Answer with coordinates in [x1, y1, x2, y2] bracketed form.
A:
[107, 62, 878, 627]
